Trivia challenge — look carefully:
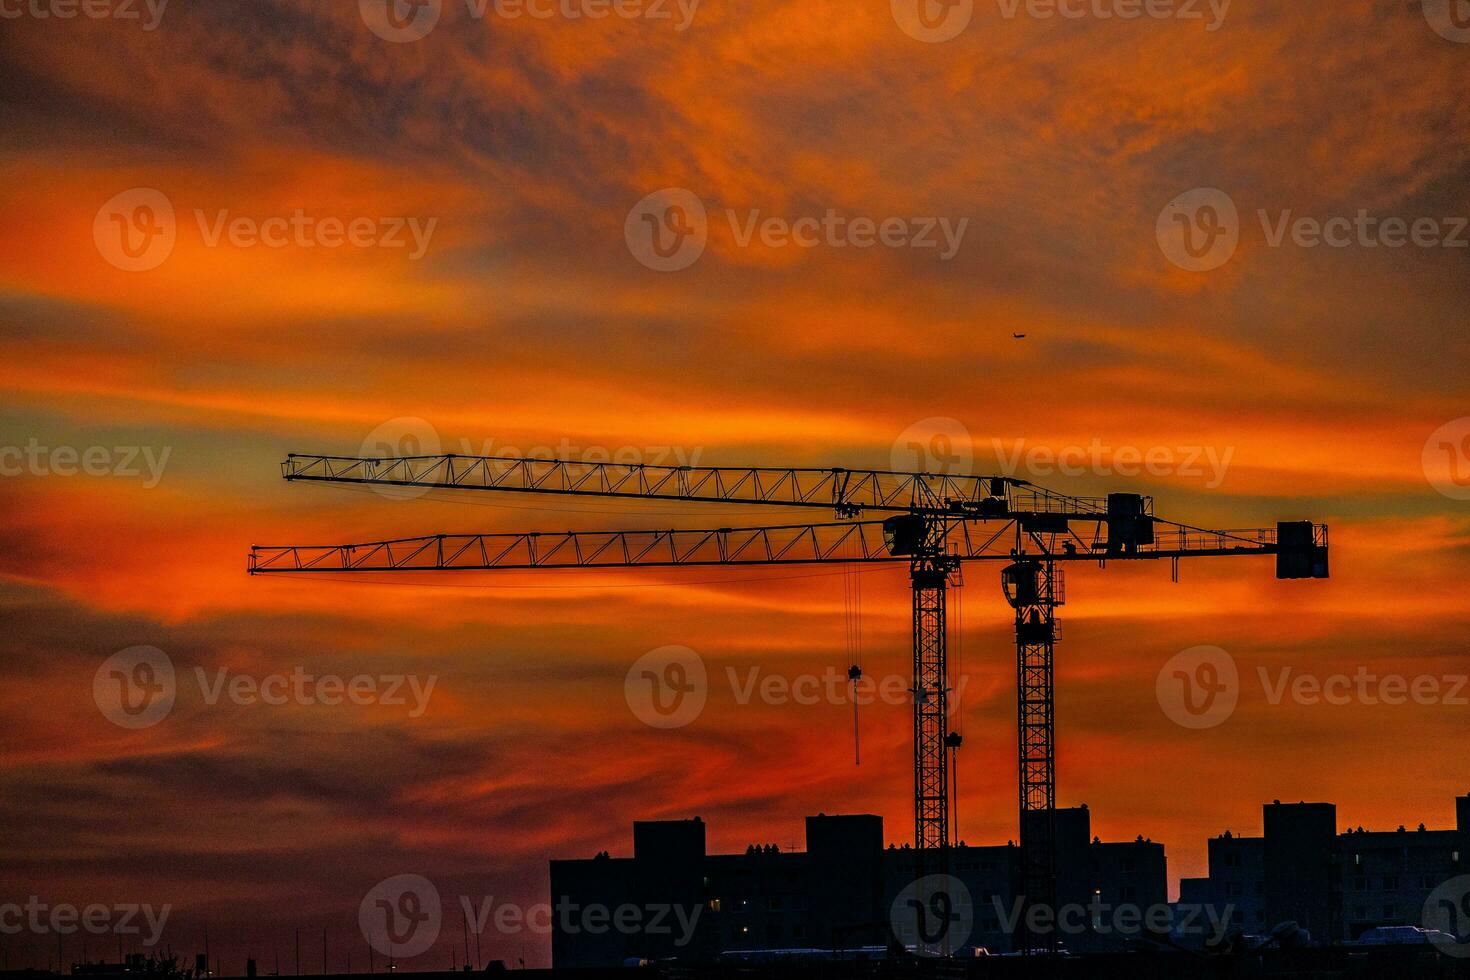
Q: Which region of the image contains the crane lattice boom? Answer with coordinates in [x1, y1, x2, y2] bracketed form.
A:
[252, 448, 1329, 954]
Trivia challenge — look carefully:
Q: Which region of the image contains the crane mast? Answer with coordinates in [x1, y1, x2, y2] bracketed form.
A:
[251, 450, 1329, 954]
[1006, 558, 1062, 944]
[911, 555, 957, 861]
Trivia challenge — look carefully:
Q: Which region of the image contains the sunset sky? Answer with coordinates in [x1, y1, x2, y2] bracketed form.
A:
[1, 0, 1468, 970]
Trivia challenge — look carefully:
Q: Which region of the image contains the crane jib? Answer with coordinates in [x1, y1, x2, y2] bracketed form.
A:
[253, 445, 1330, 943]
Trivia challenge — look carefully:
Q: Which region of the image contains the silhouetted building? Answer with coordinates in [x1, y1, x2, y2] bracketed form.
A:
[1265, 801, 1339, 940]
[1178, 828, 1266, 932]
[548, 806, 1166, 966]
[1182, 793, 1470, 942]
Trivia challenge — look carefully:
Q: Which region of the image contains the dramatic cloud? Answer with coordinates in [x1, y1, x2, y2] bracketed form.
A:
[1, 0, 1467, 968]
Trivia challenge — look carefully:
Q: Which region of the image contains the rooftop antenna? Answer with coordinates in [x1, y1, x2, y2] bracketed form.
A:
[461, 905, 471, 971]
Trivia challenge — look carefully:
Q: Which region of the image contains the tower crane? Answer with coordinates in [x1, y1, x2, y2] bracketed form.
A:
[248, 451, 1328, 950]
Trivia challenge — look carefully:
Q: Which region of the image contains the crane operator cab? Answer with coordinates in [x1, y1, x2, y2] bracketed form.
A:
[883, 514, 928, 556]
[1276, 521, 1330, 579]
[1105, 493, 1155, 555]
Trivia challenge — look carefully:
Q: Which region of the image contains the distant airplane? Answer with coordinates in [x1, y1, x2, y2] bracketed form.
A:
[1012, 332, 1027, 339]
